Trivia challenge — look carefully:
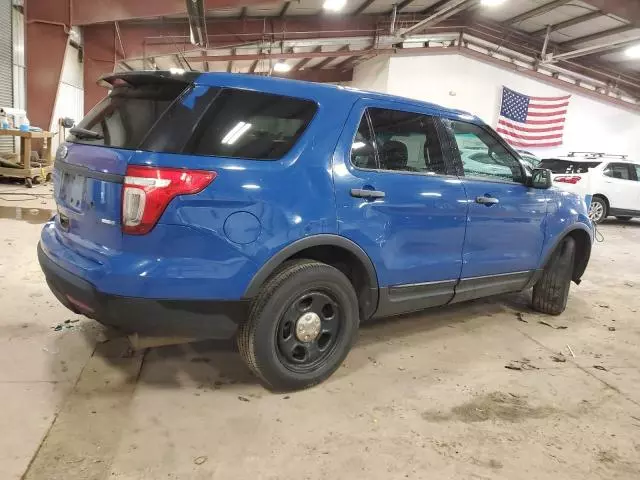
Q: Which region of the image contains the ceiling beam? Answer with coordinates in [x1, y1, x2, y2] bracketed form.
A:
[191, 46, 364, 63]
[292, 45, 322, 71]
[71, 0, 273, 26]
[249, 49, 260, 73]
[506, 0, 573, 25]
[402, 0, 477, 36]
[396, 0, 417, 12]
[314, 45, 350, 69]
[275, 68, 353, 83]
[579, 0, 640, 25]
[561, 24, 638, 48]
[548, 36, 640, 61]
[352, 0, 376, 15]
[531, 11, 604, 36]
[279, 1, 291, 17]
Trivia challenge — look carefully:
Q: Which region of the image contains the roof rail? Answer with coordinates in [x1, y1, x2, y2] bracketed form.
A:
[568, 152, 628, 159]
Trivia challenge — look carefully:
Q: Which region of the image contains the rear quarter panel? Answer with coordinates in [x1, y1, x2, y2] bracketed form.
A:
[128, 79, 358, 299]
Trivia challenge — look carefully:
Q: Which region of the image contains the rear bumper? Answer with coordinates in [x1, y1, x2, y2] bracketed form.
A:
[38, 243, 247, 338]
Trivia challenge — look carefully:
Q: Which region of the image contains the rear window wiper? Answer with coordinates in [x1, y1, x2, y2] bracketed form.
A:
[70, 127, 104, 140]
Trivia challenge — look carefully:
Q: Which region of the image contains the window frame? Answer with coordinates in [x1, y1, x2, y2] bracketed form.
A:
[442, 117, 528, 185]
[348, 106, 457, 177]
[603, 162, 637, 182]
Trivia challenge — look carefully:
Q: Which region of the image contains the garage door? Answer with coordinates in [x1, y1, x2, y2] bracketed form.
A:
[0, 2, 14, 154]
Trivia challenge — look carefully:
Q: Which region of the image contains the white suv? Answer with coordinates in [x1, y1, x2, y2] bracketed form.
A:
[539, 153, 640, 224]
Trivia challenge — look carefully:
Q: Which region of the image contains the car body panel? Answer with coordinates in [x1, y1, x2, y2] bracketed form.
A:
[39, 72, 593, 332]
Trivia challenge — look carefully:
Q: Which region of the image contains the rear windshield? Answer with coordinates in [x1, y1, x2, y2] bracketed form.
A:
[69, 83, 187, 149]
[539, 159, 601, 174]
[71, 83, 318, 161]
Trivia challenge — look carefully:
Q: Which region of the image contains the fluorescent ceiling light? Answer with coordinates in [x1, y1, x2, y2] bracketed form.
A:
[480, 0, 506, 6]
[222, 122, 252, 145]
[352, 141, 366, 150]
[625, 44, 640, 58]
[169, 67, 185, 75]
[323, 0, 347, 12]
[273, 61, 291, 73]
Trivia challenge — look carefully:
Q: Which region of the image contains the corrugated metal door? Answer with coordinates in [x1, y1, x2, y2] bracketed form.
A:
[0, 2, 14, 153]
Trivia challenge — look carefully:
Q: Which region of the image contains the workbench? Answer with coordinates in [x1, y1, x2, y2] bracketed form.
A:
[0, 129, 54, 188]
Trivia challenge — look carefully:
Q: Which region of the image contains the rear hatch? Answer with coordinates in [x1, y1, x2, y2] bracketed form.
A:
[54, 73, 194, 252]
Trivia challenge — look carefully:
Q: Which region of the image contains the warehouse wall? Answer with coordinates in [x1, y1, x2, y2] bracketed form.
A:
[50, 36, 84, 150]
[351, 56, 390, 94]
[0, 2, 15, 153]
[353, 53, 640, 159]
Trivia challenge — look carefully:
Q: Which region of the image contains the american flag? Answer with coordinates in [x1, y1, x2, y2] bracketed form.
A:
[496, 86, 570, 148]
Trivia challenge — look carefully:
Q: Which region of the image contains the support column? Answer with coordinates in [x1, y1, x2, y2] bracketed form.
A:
[25, 0, 70, 130]
[83, 24, 117, 113]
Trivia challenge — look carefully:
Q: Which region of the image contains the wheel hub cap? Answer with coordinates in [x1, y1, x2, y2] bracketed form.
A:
[295, 312, 321, 343]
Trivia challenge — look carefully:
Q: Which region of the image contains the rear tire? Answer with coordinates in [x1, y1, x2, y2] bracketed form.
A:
[588, 197, 607, 224]
[237, 259, 359, 391]
[615, 216, 633, 221]
[532, 237, 576, 316]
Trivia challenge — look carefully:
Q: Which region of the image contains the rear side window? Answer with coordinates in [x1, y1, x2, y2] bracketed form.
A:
[350, 107, 448, 175]
[539, 159, 601, 174]
[70, 83, 188, 149]
[185, 89, 317, 160]
[603, 163, 633, 180]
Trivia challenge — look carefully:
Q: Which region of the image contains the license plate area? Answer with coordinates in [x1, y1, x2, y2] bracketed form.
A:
[60, 173, 86, 211]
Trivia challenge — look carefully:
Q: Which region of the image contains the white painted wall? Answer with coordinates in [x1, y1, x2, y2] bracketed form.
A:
[50, 39, 84, 150]
[353, 53, 640, 159]
[352, 55, 390, 94]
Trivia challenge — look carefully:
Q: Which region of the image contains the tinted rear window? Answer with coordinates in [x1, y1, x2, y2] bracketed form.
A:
[69, 83, 188, 149]
[183, 89, 317, 160]
[539, 159, 601, 174]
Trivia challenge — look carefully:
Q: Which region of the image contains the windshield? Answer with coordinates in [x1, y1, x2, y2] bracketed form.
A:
[68, 83, 188, 149]
[539, 159, 601, 174]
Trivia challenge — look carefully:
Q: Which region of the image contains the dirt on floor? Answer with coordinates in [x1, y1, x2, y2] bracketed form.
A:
[1, 183, 640, 479]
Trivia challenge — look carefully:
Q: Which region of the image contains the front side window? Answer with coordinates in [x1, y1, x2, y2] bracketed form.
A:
[447, 120, 524, 183]
[185, 89, 317, 160]
[349, 108, 447, 175]
[634, 164, 640, 181]
[603, 163, 633, 180]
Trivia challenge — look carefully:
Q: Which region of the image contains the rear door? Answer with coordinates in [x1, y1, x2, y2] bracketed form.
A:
[334, 101, 468, 316]
[601, 162, 637, 211]
[54, 74, 193, 254]
[442, 118, 549, 298]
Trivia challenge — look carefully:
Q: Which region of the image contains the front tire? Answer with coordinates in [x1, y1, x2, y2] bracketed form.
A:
[238, 260, 359, 391]
[532, 237, 576, 316]
[589, 197, 607, 224]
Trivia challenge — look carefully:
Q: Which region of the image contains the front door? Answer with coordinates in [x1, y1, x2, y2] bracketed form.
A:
[333, 102, 468, 316]
[442, 119, 549, 301]
[602, 162, 638, 211]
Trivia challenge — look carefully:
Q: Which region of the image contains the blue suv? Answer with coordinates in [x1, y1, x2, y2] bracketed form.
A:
[38, 72, 593, 390]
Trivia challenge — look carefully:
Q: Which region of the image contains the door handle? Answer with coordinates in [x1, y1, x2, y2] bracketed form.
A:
[476, 195, 499, 206]
[351, 188, 386, 199]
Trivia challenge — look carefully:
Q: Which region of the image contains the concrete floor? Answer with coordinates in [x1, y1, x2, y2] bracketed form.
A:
[1, 184, 640, 480]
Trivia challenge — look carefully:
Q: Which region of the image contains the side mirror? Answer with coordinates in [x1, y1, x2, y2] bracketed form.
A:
[531, 168, 553, 189]
[61, 117, 75, 129]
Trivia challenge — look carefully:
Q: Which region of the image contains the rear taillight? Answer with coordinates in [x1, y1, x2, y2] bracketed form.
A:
[554, 176, 582, 185]
[122, 166, 216, 235]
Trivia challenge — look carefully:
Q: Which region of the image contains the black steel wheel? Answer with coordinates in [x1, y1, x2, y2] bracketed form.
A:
[276, 291, 342, 373]
[238, 259, 359, 391]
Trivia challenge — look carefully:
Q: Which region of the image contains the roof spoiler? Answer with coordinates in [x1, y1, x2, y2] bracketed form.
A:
[99, 71, 199, 89]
